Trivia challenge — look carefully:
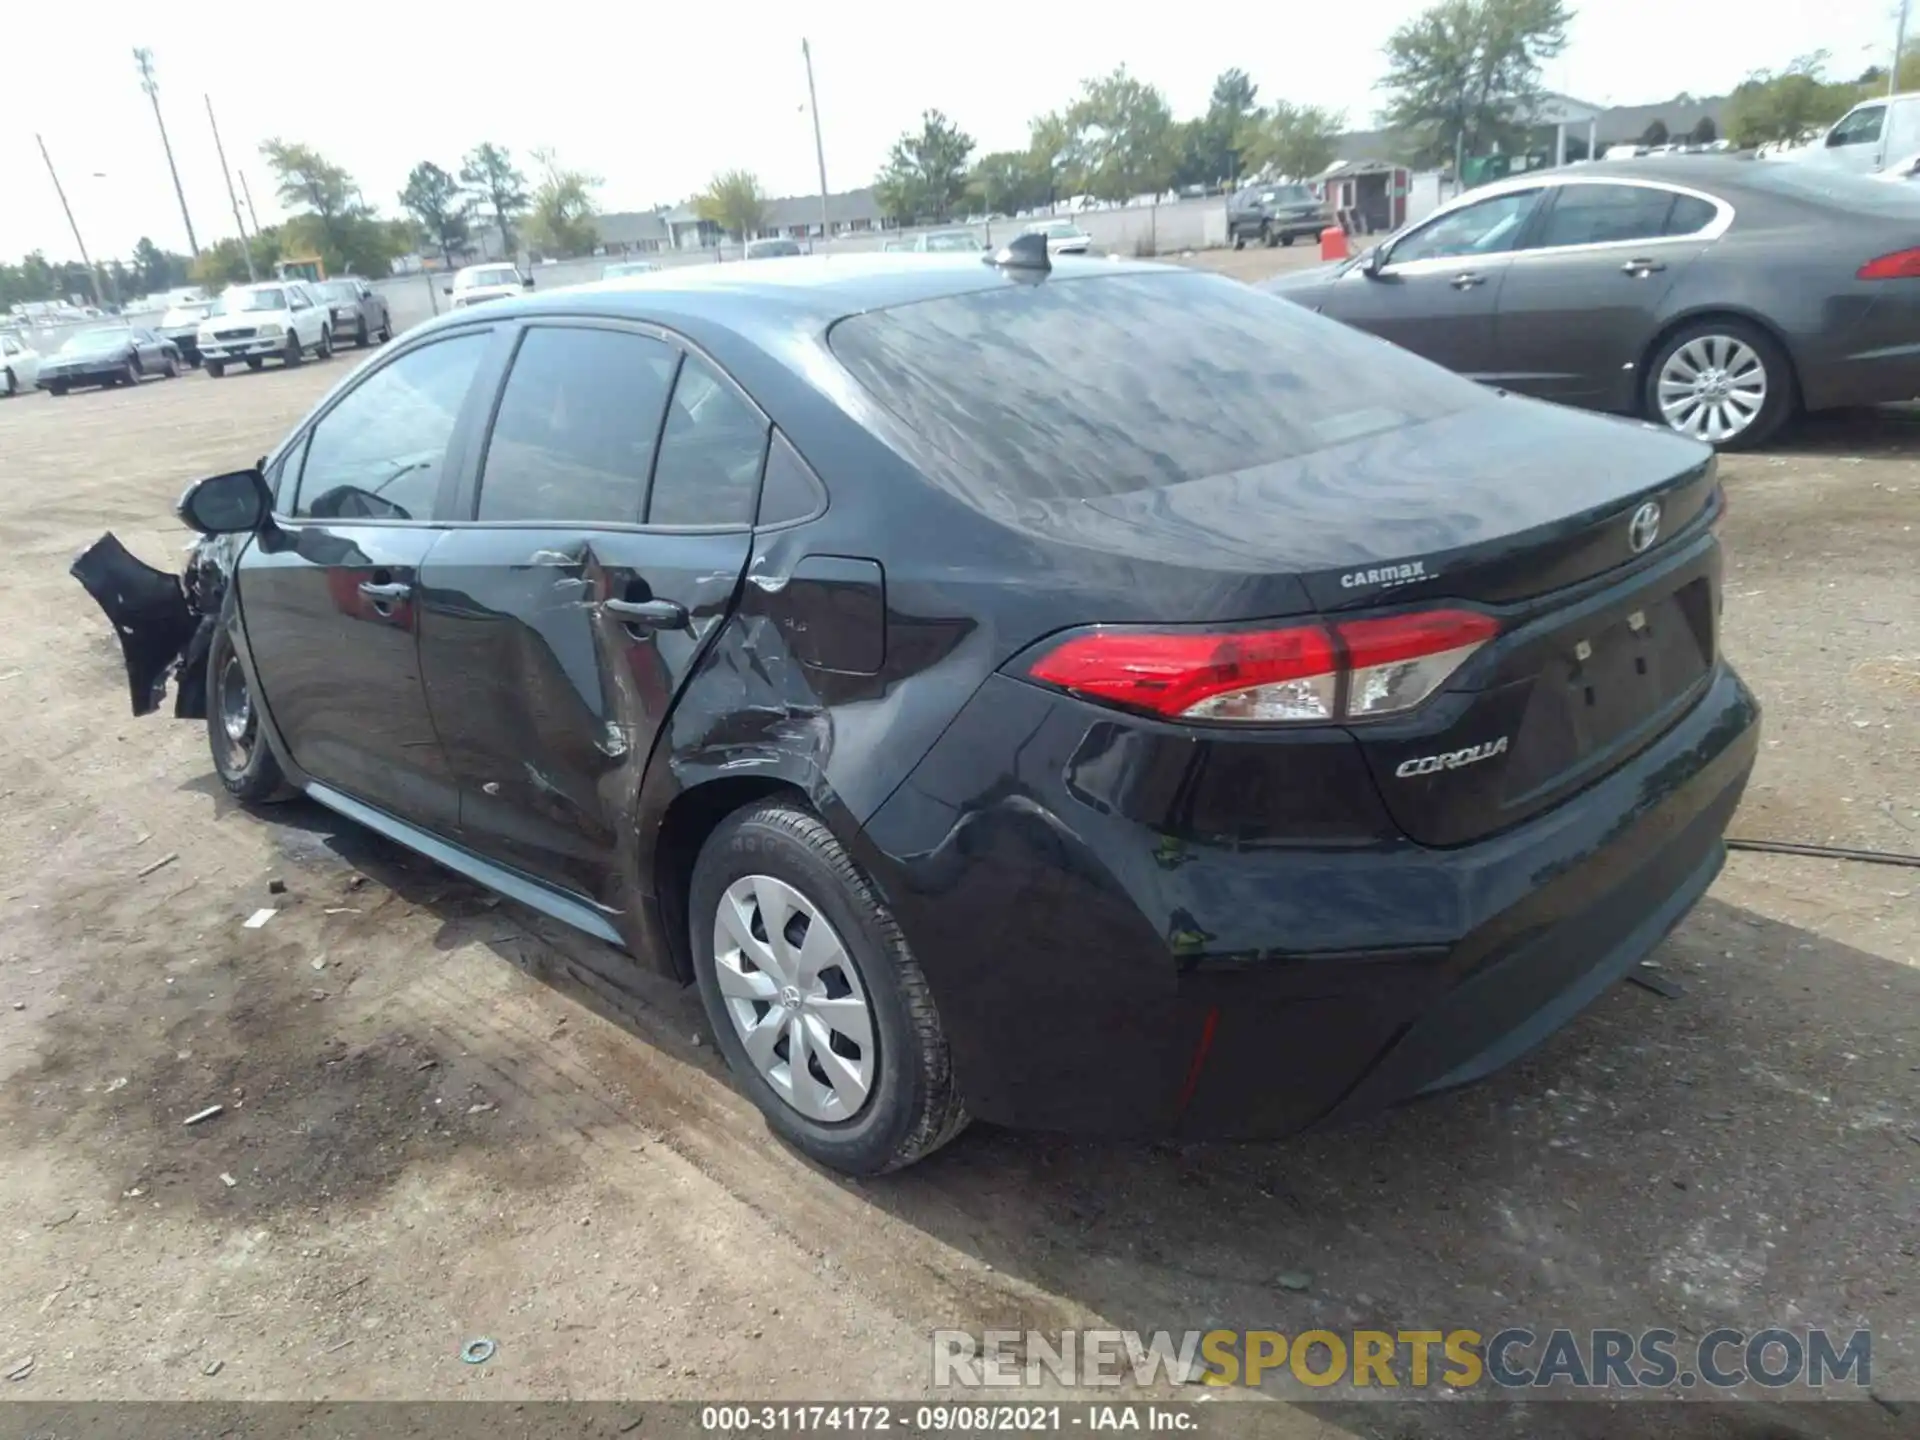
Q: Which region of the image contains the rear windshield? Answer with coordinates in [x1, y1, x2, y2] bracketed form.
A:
[1739, 162, 1920, 216]
[828, 271, 1485, 503]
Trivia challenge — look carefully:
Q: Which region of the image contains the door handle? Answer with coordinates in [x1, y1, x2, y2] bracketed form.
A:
[1621, 258, 1667, 275]
[603, 597, 688, 630]
[358, 581, 411, 601]
[1450, 272, 1484, 289]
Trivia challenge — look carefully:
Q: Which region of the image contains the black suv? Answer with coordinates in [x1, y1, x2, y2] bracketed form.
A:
[1228, 183, 1328, 248]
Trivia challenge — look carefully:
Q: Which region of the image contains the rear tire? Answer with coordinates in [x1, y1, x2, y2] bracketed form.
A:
[49, 382, 68, 397]
[689, 801, 968, 1175]
[1281, 233, 1297, 247]
[207, 621, 295, 804]
[1232, 234, 1246, 251]
[246, 358, 263, 372]
[2, 367, 13, 397]
[378, 314, 392, 342]
[1643, 317, 1795, 451]
[356, 318, 370, 348]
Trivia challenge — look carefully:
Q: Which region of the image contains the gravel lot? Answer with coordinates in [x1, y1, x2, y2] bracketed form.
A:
[0, 250, 1914, 1436]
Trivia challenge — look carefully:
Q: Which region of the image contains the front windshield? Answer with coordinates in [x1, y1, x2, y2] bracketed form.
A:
[459, 267, 519, 289]
[1265, 185, 1315, 204]
[1038, 221, 1081, 237]
[922, 232, 978, 252]
[318, 281, 357, 302]
[60, 327, 130, 354]
[216, 287, 288, 314]
[168, 302, 213, 320]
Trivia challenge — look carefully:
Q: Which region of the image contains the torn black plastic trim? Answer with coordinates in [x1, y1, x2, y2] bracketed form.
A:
[70, 532, 201, 718]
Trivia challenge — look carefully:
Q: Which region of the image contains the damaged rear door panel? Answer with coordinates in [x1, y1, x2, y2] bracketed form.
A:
[416, 325, 767, 906]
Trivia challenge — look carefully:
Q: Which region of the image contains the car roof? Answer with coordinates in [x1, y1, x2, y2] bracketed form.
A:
[415, 252, 1162, 335]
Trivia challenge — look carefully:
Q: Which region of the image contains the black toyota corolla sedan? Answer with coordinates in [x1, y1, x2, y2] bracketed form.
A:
[1266, 159, 1920, 450]
[73, 244, 1760, 1175]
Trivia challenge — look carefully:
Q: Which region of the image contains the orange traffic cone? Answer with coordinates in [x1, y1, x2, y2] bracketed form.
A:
[1320, 226, 1349, 262]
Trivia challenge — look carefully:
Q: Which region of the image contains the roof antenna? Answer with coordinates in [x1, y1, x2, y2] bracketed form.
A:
[985, 232, 1051, 274]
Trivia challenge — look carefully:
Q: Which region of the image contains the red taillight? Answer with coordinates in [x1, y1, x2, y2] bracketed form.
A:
[1022, 608, 1498, 725]
[1857, 247, 1920, 280]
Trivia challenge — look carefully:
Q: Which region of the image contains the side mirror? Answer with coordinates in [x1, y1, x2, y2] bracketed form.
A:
[178, 469, 270, 536]
[441, 284, 453, 295]
[522, 276, 535, 289]
[1362, 245, 1388, 277]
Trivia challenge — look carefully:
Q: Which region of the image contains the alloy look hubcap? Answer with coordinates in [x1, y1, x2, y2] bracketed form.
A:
[713, 874, 876, 1123]
[1657, 335, 1767, 444]
[217, 653, 256, 769]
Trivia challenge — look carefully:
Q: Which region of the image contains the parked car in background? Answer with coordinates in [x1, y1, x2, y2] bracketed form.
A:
[910, 229, 985, 253]
[445, 264, 532, 310]
[1804, 91, 1920, 173]
[158, 297, 216, 366]
[1023, 218, 1092, 255]
[745, 238, 805, 259]
[36, 326, 180, 394]
[197, 281, 334, 376]
[1264, 159, 1920, 449]
[76, 251, 1756, 1177]
[1228, 182, 1328, 248]
[603, 260, 662, 279]
[2, 331, 41, 396]
[315, 278, 393, 348]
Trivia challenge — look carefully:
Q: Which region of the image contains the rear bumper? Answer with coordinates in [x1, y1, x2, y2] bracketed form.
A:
[1799, 344, 1920, 412]
[859, 661, 1759, 1138]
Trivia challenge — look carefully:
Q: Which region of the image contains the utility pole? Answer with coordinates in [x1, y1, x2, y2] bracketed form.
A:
[134, 48, 199, 256]
[238, 171, 262, 235]
[1892, 0, 1911, 99]
[801, 38, 831, 243]
[205, 94, 257, 282]
[36, 133, 99, 307]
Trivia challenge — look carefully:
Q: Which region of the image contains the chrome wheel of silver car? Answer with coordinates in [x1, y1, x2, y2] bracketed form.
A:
[1657, 334, 1767, 444]
[215, 652, 256, 772]
[712, 873, 876, 1123]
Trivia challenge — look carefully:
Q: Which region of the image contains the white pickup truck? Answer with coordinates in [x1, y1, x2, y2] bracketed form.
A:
[196, 280, 334, 376]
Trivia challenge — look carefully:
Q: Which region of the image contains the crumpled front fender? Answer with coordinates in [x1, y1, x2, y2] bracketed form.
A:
[69, 532, 216, 719]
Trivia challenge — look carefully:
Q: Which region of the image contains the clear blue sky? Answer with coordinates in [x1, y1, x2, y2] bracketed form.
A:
[3, 0, 1898, 262]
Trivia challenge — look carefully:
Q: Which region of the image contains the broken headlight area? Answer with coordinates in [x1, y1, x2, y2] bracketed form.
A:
[70, 531, 231, 719]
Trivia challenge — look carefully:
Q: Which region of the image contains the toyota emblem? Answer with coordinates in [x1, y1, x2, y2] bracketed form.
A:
[1627, 500, 1662, 554]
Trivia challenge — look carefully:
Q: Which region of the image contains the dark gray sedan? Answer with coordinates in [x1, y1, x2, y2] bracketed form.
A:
[1264, 159, 1920, 448]
[36, 325, 181, 395]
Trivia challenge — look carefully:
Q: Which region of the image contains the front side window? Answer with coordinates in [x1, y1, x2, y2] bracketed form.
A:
[1392, 189, 1543, 265]
[293, 332, 489, 521]
[1531, 184, 1686, 248]
[476, 327, 677, 524]
[646, 356, 769, 527]
[1829, 106, 1885, 146]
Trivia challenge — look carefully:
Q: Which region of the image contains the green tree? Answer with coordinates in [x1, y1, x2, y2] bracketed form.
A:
[1238, 102, 1346, 181]
[1026, 111, 1077, 206]
[1641, 118, 1670, 146]
[1726, 53, 1855, 147]
[695, 169, 768, 242]
[260, 139, 365, 264]
[875, 110, 976, 224]
[460, 143, 530, 257]
[1379, 0, 1573, 166]
[967, 150, 1048, 215]
[130, 236, 189, 294]
[526, 148, 601, 256]
[191, 231, 282, 288]
[1188, 67, 1262, 187]
[1060, 67, 1179, 203]
[1690, 115, 1718, 145]
[400, 161, 472, 269]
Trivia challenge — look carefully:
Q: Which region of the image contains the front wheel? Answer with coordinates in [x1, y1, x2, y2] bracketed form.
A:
[282, 332, 303, 367]
[317, 327, 333, 360]
[1280, 233, 1297, 247]
[356, 318, 371, 348]
[206, 361, 226, 378]
[2, 367, 13, 397]
[1644, 319, 1794, 450]
[689, 801, 968, 1175]
[121, 358, 141, 386]
[378, 313, 392, 343]
[164, 353, 180, 378]
[207, 621, 295, 804]
[1232, 234, 1246, 251]
[246, 358, 264, 372]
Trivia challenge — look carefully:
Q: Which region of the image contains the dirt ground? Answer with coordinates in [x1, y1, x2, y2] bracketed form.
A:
[0, 252, 1915, 1437]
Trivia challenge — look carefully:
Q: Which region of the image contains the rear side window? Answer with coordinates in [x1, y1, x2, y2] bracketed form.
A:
[294, 331, 488, 520]
[1665, 194, 1718, 235]
[477, 327, 676, 524]
[1533, 184, 1682, 247]
[829, 271, 1485, 503]
[647, 356, 769, 526]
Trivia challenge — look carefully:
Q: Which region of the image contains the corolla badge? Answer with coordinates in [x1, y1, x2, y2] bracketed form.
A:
[1628, 500, 1662, 554]
[1394, 736, 1509, 779]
